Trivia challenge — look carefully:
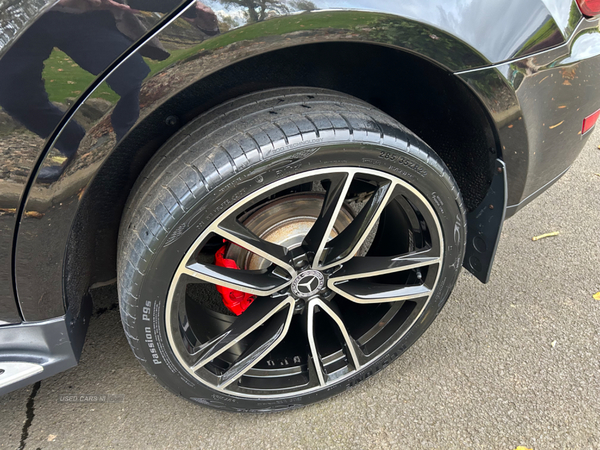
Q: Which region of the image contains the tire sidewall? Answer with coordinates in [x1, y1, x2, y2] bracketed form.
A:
[129, 140, 466, 412]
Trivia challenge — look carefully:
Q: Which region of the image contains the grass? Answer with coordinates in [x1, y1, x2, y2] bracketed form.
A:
[41, 48, 195, 104]
[42, 50, 119, 103]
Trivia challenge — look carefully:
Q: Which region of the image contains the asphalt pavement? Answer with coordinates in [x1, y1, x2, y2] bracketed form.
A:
[1, 129, 599, 450]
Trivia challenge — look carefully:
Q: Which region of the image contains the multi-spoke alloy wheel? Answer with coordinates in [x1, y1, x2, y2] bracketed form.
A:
[118, 89, 466, 412]
[166, 167, 444, 395]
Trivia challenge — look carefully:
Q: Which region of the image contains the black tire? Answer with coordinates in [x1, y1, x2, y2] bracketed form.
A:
[117, 88, 466, 412]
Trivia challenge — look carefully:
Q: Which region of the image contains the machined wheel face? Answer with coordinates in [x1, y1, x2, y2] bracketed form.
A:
[165, 167, 444, 399]
[118, 88, 466, 411]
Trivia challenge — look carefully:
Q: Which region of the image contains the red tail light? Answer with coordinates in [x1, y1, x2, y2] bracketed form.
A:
[577, 0, 600, 17]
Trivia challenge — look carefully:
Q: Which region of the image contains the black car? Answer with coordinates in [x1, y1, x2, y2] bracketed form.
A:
[0, 0, 598, 412]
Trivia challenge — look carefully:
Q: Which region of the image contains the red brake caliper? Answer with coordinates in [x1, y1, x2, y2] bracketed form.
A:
[214, 242, 255, 316]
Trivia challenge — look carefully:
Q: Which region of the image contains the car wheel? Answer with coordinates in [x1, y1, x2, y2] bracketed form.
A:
[117, 88, 467, 412]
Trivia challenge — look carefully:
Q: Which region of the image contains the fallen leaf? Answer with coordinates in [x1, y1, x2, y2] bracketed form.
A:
[58, 69, 63, 72]
[558, 105, 567, 109]
[549, 120, 564, 129]
[47, 434, 57, 442]
[532, 231, 559, 241]
[593, 292, 600, 301]
[24, 211, 44, 219]
[48, 155, 67, 164]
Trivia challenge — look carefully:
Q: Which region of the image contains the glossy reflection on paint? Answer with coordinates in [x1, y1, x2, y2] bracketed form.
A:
[0, 0, 597, 322]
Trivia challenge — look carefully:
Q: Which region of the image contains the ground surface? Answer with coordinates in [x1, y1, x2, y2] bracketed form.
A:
[1, 130, 599, 450]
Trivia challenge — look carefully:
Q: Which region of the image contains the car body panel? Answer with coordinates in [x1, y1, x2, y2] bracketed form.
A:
[459, 17, 600, 210]
[0, 0, 596, 393]
[0, 0, 55, 58]
[316, 0, 569, 62]
[0, 0, 188, 324]
[543, 0, 582, 35]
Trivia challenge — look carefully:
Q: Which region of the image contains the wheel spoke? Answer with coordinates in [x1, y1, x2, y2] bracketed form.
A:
[328, 247, 440, 283]
[190, 296, 295, 385]
[306, 299, 362, 386]
[216, 216, 296, 276]
[319, 181, 395, 270]
[302, 172, 354, 268]
[330, 281, 432, 304]
[182, 263, 291, 297]
[306, 302, 326, 386]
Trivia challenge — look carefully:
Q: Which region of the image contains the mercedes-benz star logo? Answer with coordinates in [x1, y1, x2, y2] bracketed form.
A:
[291, 270, 325, 298]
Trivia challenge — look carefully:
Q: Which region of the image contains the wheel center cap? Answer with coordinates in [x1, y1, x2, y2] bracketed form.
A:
[291, 270, 325, 298]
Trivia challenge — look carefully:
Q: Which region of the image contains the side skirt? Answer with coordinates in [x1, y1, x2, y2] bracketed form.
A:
[0, 295, 91, 395]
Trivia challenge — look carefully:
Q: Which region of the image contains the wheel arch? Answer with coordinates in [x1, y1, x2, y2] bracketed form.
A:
[65, 41, 500, 304]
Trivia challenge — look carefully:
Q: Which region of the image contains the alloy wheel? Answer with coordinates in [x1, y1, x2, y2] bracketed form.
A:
[165, 167, 444, 399]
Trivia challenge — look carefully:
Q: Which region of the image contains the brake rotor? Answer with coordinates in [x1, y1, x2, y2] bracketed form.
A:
[226, 193, 355, 270]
